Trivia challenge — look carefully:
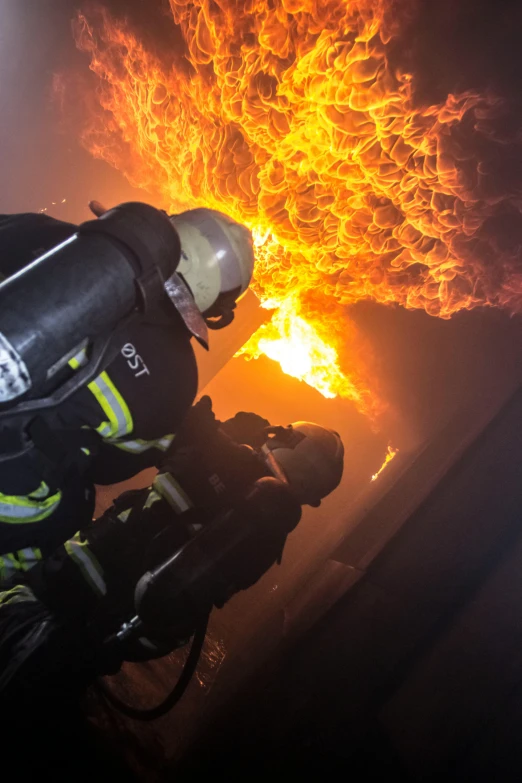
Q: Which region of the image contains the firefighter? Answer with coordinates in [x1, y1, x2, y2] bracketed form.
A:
[0, 205, 255, 584]
[0, 396, 344, 693]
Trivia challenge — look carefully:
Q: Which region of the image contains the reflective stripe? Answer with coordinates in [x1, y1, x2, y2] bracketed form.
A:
[154, 473, 193, 514]
[5, 554, 21, 571]
[65, 535, 107, 597]
[0, 546, 41, 583]
[143, 489, 162, 510]
[69, 350, 133, 441]
[90, 371, 133, 439]
[30, 484, 51, 500]
[112, 434, 175, 454]
[157, 435, 175, 452]
[0, 584, 37, 606]
[17, 547, 43, 572]
[117, 508, 132, 523]
[69, 350, 86, 371]
[0, 482, 62, 524]
[0, 554, 19, 582]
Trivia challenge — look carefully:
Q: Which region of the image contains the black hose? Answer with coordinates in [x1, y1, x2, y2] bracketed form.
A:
[95, 614, 209, 721]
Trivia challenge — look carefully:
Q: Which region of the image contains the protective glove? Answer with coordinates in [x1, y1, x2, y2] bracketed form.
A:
[220, 411, 271, 447]
[167, 395, 219, 453]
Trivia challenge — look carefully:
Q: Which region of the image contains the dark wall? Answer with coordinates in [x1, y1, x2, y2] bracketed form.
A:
[179, 386, 522, 780]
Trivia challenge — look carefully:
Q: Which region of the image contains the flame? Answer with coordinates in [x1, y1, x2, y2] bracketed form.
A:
[239, 297, 365, 401]
[69, 0, 522, 416]
[371, 444, 399, 481]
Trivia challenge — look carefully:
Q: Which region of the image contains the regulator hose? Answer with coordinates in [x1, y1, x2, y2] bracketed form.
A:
[95, 614, 209, 721]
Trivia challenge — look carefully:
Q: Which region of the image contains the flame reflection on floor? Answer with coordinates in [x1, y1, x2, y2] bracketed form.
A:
[371, 444, 399, 481]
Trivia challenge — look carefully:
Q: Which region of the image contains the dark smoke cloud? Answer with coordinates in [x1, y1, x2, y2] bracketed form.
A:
[389, 0, 522, 106]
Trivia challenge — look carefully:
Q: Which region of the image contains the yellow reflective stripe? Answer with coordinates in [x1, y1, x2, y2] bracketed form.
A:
[158, 435, 174, 451]
[117, 490, 162, 522]
[29, 482, 51, 500]
[143, 489, 162, 510]
[65, 535, 107, 597]
[17, 547, 43, 572]
[69, 356, 82, 371]
[0, 584, 37, 606]
[0, 547, 43, 583]
[112, 434, 175, 454]
[112, 440, 151, 454]
[154, 473, 192, 514]
[0, 484, 62, 524]
[0, 554, 22, 582]
[6, 554, 21, 571]
[69, 350, 133, 441]
[89, 371, 133, 440]
[0, 556, 12, 583]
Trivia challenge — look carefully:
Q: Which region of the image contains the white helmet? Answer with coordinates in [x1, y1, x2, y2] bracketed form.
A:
[169, 208, 255, 328]
[88, 200, 253, 348]
[262, 422, 344, 507]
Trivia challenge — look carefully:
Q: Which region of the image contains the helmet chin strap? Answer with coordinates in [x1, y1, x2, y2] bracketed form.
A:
[203, 287, 241, 330]
[261, 443, 290, 485]
[205, 308, 235, 330]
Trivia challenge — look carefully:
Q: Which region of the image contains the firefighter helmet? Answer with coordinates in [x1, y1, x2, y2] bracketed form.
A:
[89, 201, 255, 346]
[169, 208, 255, 329]
[262, 422, 344, 507]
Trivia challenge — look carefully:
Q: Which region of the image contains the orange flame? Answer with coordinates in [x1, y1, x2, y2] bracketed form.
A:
[239, 296, 366, 402]
[371, 443, 399, 481]
[70, 0, 522, 416]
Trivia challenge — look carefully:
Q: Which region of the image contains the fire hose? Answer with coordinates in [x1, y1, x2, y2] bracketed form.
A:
[95, 614, 209, 721]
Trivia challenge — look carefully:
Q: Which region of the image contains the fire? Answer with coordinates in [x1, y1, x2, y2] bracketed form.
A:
[69, 0, 522, 416]
[371, 444, 399, 481]
[239, 227, 373, 404]
[239, 297, 365, 401]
